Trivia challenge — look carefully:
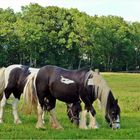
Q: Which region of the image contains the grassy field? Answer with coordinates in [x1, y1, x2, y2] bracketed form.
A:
[0, 73, 140, 139]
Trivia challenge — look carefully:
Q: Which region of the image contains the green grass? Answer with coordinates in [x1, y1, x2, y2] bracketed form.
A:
[0, 73, 140, 139]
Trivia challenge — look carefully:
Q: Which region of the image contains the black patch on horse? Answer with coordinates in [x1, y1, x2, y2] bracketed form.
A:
[5, 66, 30, 99]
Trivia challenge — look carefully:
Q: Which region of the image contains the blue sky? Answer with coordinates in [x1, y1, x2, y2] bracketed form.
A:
[0, 0, 140, 22]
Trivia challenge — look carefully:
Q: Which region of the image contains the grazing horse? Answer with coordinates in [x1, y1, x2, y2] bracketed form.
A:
[0, 64, 39, 124]
[30, 65, 120, 130]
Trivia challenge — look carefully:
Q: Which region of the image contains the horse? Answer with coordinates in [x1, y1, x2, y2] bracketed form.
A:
[0, 65, 80, 126]
[28, 65, 120, 130]
[0, 64, 39, 124]
[23, 73, 82, 127]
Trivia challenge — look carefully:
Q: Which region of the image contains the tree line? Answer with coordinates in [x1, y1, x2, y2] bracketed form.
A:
[0, 3, 140, 71]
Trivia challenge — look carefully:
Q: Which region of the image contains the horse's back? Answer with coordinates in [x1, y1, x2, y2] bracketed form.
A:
[36, 65, 89, 103]
[39, 65, 88, 81]
[5, 65, 32, 91]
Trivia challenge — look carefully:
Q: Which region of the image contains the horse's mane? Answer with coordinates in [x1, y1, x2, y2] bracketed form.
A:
[84, 69, 93, 87]
[93, 72, 111, 112]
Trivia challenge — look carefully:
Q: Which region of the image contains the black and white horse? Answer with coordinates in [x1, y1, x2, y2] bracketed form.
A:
[0, 64, 39, 124]
[0, 64, 77, 125]
[28, 65, 120, 129]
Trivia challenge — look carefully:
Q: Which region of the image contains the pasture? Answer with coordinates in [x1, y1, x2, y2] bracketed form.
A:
[0, 73, 140, 139]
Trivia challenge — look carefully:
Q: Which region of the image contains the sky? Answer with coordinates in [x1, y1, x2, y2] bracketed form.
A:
[0, 0, 140, 22]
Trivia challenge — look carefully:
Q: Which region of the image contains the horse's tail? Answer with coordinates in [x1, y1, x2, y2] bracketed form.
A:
[22, 72, 38, 114]
[0, 67, 6, 101]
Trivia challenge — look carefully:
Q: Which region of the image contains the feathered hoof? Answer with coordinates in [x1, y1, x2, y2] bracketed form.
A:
[14, 119, 22, 124]
[88, 124, 99, 129]
[36, 123, 46, 129]
[51, 123, 64, 130]
[79, 125, 88, 129]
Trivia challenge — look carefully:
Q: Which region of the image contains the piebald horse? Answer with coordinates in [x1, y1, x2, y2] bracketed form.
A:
[27, 65, 120, 129]
[0, 64, 39, 124]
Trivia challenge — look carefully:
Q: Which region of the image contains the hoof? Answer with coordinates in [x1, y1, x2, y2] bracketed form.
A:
[36, 123, 46, 129]
[51, 123, 63, 130]
[14, 119, 22, 124]
[89, 124, 99, 129]
[79, 126, 88, 129]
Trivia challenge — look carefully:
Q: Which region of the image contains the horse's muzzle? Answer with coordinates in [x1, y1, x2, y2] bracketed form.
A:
[110, 122, 120, 130]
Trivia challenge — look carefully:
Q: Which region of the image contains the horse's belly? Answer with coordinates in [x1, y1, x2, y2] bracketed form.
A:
[51, 82, 79, 103]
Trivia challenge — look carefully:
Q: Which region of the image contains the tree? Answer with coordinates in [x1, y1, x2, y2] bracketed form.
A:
[130, 22, 140, 70]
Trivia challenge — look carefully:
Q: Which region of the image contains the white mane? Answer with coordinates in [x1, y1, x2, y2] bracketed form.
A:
[91, 71, 110, 110]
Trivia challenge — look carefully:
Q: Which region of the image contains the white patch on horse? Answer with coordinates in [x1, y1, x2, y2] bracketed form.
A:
[12, 98, 22, 124]
[4, 64, 22, 87]
[60, 76, 75, 84]
[79, 110, 88, 129]
[113, 115, 120, 129]
[88, 111, 99, 129]
[29, 68, 39, 74]
[36, 102, 45, 129]
[0, 94, 7, 123]
[87, 78, 94, 85]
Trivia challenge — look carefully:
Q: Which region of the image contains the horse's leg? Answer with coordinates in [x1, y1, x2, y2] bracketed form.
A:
[42, 111, 45, 124]
[79, 109, 88, 129]
[0, 94, 7, 123]
[48, 99, 63, 129]
[0, 86, 13, 123]
[80, 95, 96, 129]
[88, 111, 99, 129]
[36, 101, 45, 129]
[12, 97, 21, 124]
[12, 91, 22, 124]
[43, 94, 63, 129]
[49, 108, 63, 129]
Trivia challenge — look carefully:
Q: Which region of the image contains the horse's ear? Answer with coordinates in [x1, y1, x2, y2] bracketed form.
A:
[112, 99, 118, 106]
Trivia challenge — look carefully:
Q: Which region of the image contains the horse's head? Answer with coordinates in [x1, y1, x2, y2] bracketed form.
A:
[105, 99, 121, 129]
[86, 70, 121, 129]
[66, 101, 81, 126]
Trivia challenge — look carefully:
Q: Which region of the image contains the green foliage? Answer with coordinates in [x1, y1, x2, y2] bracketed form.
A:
[0, 4, 140, 70]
